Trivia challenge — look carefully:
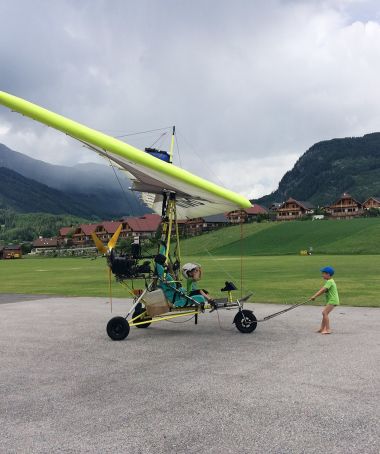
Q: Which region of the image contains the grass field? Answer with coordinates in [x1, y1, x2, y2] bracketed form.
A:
[180, 218, 380, 256]
[1, 254, 379, 307]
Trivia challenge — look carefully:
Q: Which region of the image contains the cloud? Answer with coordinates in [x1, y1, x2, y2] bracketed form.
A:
[0, 0, 379, 197]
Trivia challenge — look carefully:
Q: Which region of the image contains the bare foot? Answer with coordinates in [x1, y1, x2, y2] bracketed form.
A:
[320, 330, 331, 334]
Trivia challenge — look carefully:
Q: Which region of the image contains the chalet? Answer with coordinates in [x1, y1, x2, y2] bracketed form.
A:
[325, 193, 363, 219]
[203, 213, 230, 231]
[72, 223, 99, 247]
[0, 244, 22, 259]
[58, 227, 75, 246]
[276, 198, 314, 220]
[122, 214, 161, 238]
[177, 214, 230, 237]
[177, 217, 204, 237]
[227, 205, 268, 223]
[269, 202, 282, 211]
[363, 196, 380, 210]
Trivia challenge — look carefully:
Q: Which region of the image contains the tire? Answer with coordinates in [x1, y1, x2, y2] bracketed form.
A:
[132, 303, 152, 328]
[234, 310, 257, 333]
[107, 316, 130, 340]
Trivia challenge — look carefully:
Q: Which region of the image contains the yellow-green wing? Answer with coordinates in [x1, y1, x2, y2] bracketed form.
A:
[0, 91, 251, 218]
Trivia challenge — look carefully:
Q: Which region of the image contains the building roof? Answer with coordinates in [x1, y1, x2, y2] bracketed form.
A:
[59, 227, 74, 236]
[331, 193, 362, 206]
[4, 244, 22, 250]
[203, 213, 230, 223]
[33, 238, 58, 248]
[79, 223, 99, 235]
[125, 214, 161, 233]
[102, 221, 122, 234]
[246, 205, 268, 215]
[282, 198, 314, 210]
[363, 196, 380, 204]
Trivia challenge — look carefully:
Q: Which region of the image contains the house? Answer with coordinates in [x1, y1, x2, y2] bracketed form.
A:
[363, 196, 380, 210]
[227, 205, 268, 223]
[0, 244, 22, 259]
[325, 193, 363, 219]
[72, 223, 99, 247]
[177, 217, 205, 237]
[203, 213, 230, 231]
[176, 214, 229, 237]
[276, 198, 314, 220]
[122, 214, 161, 238]
[269, 202, 282, 211]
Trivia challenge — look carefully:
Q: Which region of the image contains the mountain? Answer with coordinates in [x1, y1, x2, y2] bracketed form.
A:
[0, 167, 97, 217]
[0, 143, 148, 218]
[256, 133, 380, 207]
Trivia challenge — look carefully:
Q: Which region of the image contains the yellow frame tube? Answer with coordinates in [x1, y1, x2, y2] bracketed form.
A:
[129, 309, 198, 326]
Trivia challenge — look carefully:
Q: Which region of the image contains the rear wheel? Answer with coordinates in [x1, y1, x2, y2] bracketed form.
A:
[234, 310, 257, 333]
[107, 316, 130, 340]
[132, 303, 152, 328]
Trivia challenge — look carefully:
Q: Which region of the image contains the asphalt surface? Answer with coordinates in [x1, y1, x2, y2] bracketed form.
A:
[0, 295, 379, 454]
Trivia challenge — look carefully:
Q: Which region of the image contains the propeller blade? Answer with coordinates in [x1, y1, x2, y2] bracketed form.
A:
[107, 224, 122, 251]
[91, 232, 108, 254]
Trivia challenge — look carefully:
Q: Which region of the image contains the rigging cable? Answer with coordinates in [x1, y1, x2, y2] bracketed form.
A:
[114, 126, 172, 138]
[103, 149, 136, 216]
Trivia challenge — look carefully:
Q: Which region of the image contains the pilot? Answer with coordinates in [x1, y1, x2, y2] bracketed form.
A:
[154, 255, 205, 308]
[182, 263, 213, 303]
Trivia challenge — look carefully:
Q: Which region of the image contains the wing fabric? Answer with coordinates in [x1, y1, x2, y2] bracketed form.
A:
[0, 91, 252, 218]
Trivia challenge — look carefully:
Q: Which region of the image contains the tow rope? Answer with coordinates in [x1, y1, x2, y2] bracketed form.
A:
[256, 299, 311, 322]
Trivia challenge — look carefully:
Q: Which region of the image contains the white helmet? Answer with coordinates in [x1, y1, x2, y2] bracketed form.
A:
[182, 262, 201, 279]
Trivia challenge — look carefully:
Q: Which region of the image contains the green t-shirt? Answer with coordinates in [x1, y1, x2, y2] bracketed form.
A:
[323, 278, 340, 306]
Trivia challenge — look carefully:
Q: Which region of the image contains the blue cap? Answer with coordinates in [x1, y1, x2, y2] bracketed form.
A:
[320, 266, 334, 276]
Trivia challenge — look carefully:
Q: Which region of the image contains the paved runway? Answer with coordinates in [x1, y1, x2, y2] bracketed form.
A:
[0, 295, 379, 453]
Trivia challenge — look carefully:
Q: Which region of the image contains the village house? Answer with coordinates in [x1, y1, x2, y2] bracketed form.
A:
[276, 198, 314, 220]
[227, 205, 268, 223]
[269, 202, 282, 212]
[363, 196, 380, 210]
[56, 214, 162, 248]
[0, 244, 22, 259]
[177, 217, 204, 237]
[32, 237, 59, 253]
[324, 193, 364, 219]
[177, 214, 230, 237]
[122, 214, 161, 239]
[203, 213, 230, 231]
[71, 223, 100, 247]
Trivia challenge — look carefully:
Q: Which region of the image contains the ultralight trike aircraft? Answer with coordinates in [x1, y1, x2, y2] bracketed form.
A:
[0, 91, 302, 340]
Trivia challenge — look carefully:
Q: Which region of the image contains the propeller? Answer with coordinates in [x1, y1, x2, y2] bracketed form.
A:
[91, 224, 123, 312]
[91, 224, 122, 255]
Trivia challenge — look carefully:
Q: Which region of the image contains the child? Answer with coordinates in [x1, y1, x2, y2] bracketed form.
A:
[182, 263, 213, 302]
[310, 266, 340, 334]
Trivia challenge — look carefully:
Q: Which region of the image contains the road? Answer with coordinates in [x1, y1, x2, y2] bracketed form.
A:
[0, 295, 379, 453]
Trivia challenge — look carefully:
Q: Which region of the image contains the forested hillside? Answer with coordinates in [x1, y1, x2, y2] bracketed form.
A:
[257, 133, 380, 206]
[0, 209, 88, 243]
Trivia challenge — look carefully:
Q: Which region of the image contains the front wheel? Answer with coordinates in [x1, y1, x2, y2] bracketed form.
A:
[107, 316, 130, 340]
[234, 310, 257, 333]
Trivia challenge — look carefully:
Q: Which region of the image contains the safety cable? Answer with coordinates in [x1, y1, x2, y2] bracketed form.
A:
[114, 126, 172, 138]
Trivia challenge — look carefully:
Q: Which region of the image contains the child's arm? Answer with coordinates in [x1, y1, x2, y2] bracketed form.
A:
[310, 287, 327, 301]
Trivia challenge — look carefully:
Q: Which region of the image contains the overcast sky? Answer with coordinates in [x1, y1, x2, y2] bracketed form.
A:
[1, 0, 380, 198]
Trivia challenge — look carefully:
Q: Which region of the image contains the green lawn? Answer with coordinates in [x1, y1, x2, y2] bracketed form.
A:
[181, 218, 380, 256]
[1, 255, 379, 307]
